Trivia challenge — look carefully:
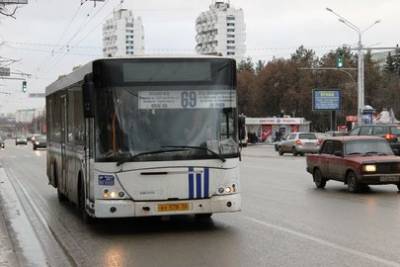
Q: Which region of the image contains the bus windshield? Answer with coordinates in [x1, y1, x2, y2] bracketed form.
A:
[95, 59, 238, 162]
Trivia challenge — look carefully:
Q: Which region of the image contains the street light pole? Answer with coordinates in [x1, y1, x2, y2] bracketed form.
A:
[357, 32, 364, 124]
[326, 8, 380, 124]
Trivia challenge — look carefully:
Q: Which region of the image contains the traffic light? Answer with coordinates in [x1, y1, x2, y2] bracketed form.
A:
[22, 81, 27, 93]
[336, 52, 344, 68]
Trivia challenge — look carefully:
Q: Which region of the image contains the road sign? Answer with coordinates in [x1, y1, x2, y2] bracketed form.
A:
[312, 89, 341, 111]
[0, 0, 28, 3]
[0, 67, 10, 77]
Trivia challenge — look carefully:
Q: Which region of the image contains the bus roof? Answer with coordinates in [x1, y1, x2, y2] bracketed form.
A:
[45, 56, 235, 96]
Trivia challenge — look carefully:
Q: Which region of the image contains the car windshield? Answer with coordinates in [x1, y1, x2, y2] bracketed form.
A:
[299, 133, 317, 140]
[390, 126, 400, 136]
[37, 136, 46, 141]
[96, 87, 238, 162]
[345, 140, 394, 155]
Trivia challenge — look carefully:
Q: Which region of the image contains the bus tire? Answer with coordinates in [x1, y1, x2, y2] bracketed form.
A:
[195, 213, 213, 221]
[78, 177, 95, 224]
[53, 164, 67, 202]
[57, 188, 67, 202]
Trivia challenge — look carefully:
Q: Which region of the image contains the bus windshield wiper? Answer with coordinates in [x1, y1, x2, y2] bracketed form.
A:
[116, 149, 187, 166]
[162, 145, 226, 163]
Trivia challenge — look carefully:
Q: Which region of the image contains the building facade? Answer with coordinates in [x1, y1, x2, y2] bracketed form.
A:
[195, 0, 246, 62]
[102, 9, 145, 57]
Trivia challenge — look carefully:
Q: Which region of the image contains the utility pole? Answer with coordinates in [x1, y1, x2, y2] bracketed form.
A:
[326, 8, 380, 125]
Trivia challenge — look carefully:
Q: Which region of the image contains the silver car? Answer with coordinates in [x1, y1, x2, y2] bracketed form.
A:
[278, 132, 320, 156]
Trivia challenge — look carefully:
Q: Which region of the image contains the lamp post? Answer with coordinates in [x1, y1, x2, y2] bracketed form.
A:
[326, 8, 380, 124]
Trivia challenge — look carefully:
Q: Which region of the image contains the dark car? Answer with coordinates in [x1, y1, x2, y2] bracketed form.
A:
[15, 136, 28, 145]
[349, 124, 400, 155]
[0, 137, 4, 149]
[307, 136, 400, 192]
[33, 135, 47, 150]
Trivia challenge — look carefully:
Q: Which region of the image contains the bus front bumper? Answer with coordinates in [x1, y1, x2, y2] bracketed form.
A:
[93, 194, 241, 218]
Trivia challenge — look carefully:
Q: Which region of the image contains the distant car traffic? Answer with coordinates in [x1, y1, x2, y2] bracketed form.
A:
[306, 136, 400, 192]
[0, 137, 4, 149]
[279, 132, 320, 156]
[349, 124, 400, 155]
[274, 135, 287, 151]
[29, 134, 42, 143]
[32, 135, 47, 150]
[15, 136, 28, 145]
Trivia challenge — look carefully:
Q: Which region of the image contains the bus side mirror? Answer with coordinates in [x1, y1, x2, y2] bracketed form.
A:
[82, 79, 95, 118]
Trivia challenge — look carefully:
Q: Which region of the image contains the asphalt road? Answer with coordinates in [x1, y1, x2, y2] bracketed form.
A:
[0, 141, 400, 267]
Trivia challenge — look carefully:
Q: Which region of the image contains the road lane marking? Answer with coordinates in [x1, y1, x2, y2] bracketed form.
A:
[243, 215, 400, 267]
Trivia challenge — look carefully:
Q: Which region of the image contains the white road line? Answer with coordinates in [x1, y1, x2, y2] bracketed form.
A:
[243, 215, 400, 267]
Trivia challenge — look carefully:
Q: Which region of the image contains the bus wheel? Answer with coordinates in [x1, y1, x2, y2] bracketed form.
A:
[195, 213, 213, 221]
[78, 179, 95, 224]
[53, 164, 67, 202]
[57, 188, 67, 202]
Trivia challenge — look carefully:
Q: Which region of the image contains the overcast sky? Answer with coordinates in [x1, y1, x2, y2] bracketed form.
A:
[0, 0, 398, 113]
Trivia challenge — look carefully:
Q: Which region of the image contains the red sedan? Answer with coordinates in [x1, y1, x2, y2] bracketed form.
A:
[306, 136, 400, 192]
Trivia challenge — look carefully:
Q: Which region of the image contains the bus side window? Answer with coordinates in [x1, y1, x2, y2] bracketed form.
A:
[74, 89, 84, 145]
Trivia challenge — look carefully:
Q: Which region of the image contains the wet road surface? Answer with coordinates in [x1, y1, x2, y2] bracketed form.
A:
[0, 141, 399, 267]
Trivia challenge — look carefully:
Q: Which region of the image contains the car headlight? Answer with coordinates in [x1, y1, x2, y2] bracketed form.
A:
[363, 165, 376, 172]
[35, 141, 39, 145]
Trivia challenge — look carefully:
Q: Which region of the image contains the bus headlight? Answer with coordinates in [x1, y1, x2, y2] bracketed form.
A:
[217, 184, 238, 195]
[103, 189, 125, 199]
[363, 165, 376, 172]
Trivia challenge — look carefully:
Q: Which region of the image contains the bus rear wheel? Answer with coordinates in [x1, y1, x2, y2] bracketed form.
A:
[57, 188, 67, 202]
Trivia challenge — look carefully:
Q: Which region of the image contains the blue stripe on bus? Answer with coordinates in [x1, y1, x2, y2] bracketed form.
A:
[188, 167, 194, 199]
[204, 168, 209, 198]
[196, 172, 202, 199]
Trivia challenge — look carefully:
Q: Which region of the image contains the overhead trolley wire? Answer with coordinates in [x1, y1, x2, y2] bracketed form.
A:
[40, 0, 112, 74]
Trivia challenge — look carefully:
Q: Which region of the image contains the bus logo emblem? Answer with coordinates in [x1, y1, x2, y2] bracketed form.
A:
[98, 175, 115, 186]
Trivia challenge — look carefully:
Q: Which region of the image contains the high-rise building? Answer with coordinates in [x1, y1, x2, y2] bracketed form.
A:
[195, 0, 246, 62]
[102, 8, 145, 57]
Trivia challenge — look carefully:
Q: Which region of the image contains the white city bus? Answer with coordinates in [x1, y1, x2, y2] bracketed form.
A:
[46, 56, 241, 221]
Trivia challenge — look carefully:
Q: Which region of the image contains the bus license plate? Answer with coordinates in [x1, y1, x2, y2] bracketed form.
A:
[380, 176, 400, 182]
[158, 203, 190, 212]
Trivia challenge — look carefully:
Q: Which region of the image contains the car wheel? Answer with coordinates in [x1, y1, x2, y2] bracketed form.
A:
[292, 147, 298, 156]
[279, 148, 284, 156]
[33, 145, 37, 150]
[313, 168, 326, 189]
[347, 171, 360, 193]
